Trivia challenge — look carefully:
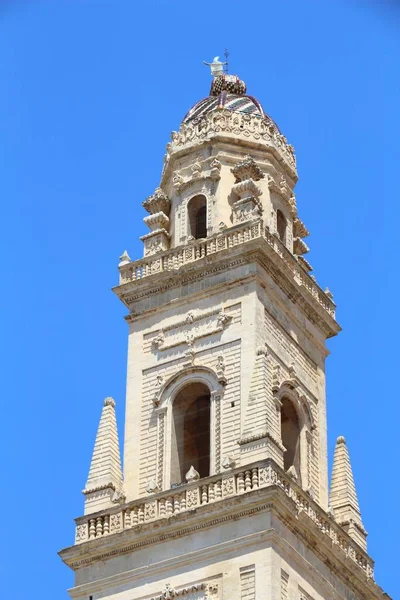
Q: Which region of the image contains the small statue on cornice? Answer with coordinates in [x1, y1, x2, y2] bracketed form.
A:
[203, 56, 227, 78]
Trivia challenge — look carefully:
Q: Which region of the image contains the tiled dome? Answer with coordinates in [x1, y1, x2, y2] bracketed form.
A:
[183, 94, 267, 123]
[181, 73, 279, 131]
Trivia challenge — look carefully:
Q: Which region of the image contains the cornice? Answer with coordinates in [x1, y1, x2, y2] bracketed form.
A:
[59, 483, 385, 600]
[115, 238, 339, 339]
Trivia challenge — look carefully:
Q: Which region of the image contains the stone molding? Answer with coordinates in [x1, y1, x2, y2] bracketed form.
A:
[148, 308, 232, 353]
[61, 459, 375, 590]
[115, 221, 338, 338]
[164, 110, 297, 176]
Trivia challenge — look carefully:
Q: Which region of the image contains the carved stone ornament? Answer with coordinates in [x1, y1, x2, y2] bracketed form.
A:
[185, 465, 200, 482]
[144, 211, 170, 232]
[272, 364, 281, 394]
[232, 178, 262, 200]
[222, 455, 235, 469]
[169, 111, 297, 171]
[118, 250, 131, 267]
[293, 216, 309, 238]
[173, 172, 184, 190]
[142, 187, 171, 216]
[191, 160, 202, 177]
[216, 355, 227, 386]
[293, 237, 309, 256]
[210, 157, 222, 181]
[286, 465, 298, 481]
[153, 374, 164, 406]
[231, 155, 264, 182]
[152, 330, 165, 350]
[111, 489, 126, 504]
[146, 479, 159, 494]
[216, 311, 232, 328]
[141, 230, 170, 256]
[232, 197, 262, 225]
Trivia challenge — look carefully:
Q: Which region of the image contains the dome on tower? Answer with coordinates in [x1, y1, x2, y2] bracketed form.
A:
[182, 72, 280, 132]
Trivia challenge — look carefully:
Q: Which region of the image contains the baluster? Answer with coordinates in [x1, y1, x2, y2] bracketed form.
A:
[208, 482, 215, 502]
[215, 480, 222, 500]
[252, 468, 259, 489]
[159, 499, 166, 517]
[138, 505, 144, 523]
[237, 472, 245, 494]
[124, 509, 131, 529]
[89, 518, 96, 539]
[174, 495, 180, 514]
[245, 470, 252, 491]
[166, 496, 173, 516]
[96, 516, 103, 537]
[180, 492, 186, 511]
[201, 485, 208, 504]
[103, 514, 110, 535]
[132, 507, 139, 525]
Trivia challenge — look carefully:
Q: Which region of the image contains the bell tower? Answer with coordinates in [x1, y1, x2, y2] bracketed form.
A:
[60, 64, 390, 600]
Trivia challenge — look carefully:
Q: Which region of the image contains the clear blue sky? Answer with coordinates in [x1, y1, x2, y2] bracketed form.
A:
[0, 1, 398, 598]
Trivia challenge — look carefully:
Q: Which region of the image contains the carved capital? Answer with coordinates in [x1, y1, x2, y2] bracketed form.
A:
[231, 155, 264, 182]
[143, 188, 171, 216]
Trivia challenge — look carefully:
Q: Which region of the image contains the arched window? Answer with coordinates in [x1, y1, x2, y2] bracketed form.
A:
[170, 382, 211, 485]
[281, 397, 301, 483]
[276, 209, 287, 243]
[188, 195, 207, 239]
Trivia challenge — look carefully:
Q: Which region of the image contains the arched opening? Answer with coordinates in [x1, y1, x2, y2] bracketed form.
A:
[281, 397, 301, 483]
[188, 195, 207, 239]
[276, 209, 287, 243]
[170, 382, 211, 485]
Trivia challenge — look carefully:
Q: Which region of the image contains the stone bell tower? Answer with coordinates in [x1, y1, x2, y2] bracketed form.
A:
[60, 64, 390, 600]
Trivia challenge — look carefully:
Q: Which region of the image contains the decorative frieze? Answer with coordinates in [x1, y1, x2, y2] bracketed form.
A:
[151, 582, 219, 600]
[167, 110, 297, 171]
[147, 308, 233, 353]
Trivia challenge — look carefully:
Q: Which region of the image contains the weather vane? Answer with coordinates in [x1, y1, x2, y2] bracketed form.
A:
[203, 54, 228, 78]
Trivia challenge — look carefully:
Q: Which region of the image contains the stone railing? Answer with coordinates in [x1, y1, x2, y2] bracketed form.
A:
[167, 110, 297, 171]
[118, 220, 336, 319]
[74, 460, 373, 579]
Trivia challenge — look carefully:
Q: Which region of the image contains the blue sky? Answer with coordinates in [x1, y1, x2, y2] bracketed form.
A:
[0, 1, 398, 598]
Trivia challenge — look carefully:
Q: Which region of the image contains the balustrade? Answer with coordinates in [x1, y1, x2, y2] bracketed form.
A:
[74, 459, 371, 579]
[118, 220, 335, 320]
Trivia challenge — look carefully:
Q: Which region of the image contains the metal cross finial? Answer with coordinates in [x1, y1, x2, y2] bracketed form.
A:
[224, 48, 230, 73]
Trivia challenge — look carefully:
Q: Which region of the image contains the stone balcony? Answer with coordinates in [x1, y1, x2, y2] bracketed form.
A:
[70, 459, 373, 580]
[116, 220, 337, 330]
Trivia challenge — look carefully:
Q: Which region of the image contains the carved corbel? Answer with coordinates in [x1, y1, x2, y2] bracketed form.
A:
[293, 237, 309, 256]
[210, 157, 222, 181]
[190, 160, 202, 178]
